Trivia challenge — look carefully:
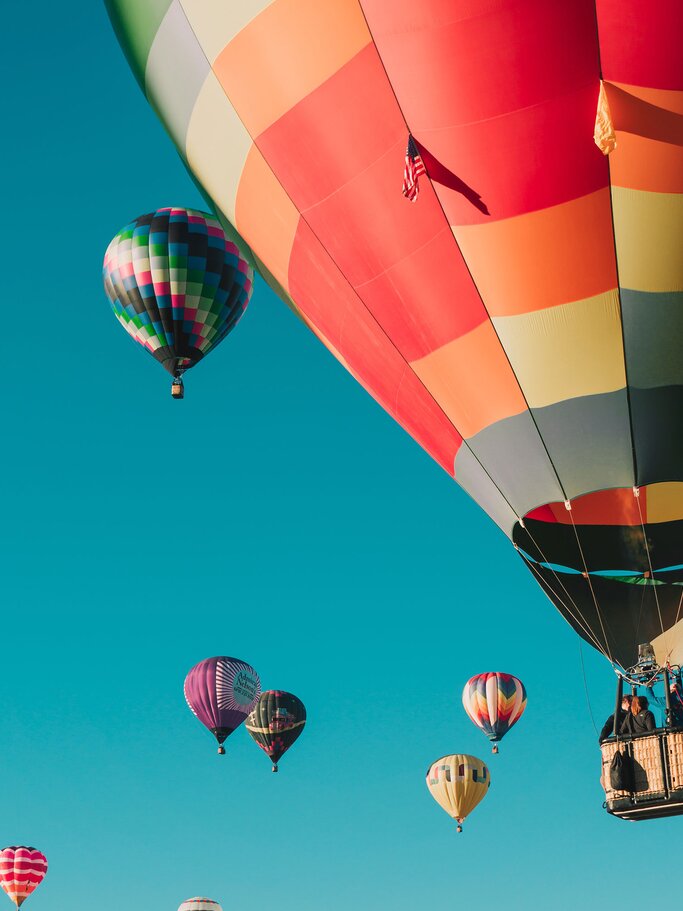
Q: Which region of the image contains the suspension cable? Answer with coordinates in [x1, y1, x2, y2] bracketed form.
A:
[578, 639, 599, 735]
[566, 507, 615, 666]
[634, 491, 666, 639]
[520, 548, 610, 660]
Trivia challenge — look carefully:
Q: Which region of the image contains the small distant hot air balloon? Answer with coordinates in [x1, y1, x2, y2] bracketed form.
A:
[184, 656, 261, 754]
[0, 847, 47, 908]
[462, 673, 527, 753]
[178, 899, 222, 911]
[426, 755, 490, 833]
[103, 207, 253, 399]
[245, 690, 306, 772]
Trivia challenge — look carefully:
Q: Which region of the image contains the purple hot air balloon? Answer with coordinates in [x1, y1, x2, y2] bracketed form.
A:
[184, 656, 261, 754]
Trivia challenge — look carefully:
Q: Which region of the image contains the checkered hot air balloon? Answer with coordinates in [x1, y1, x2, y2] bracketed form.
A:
[178, 899, 223, 911]
[103, 207, 253, 399]
[185, 656, 261, 754]
[245, 690, 306, 772]
[462, 672, 527, 753]
[426, 754, 490, 833]
[0, 847, 47, 908]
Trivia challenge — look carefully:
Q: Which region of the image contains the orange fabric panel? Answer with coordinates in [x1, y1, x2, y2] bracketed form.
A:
[605, 83, 683, 193]
[411, 321, 527, 439]
[235, 145, 300, 292]
[454, 189, 618, 317]
[213, 0, 370, 138]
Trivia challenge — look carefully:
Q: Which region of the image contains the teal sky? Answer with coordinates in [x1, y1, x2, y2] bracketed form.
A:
[4, 4, 680, 910]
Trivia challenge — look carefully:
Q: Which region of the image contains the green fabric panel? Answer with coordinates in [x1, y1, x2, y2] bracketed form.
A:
[104, 0, 173, 89]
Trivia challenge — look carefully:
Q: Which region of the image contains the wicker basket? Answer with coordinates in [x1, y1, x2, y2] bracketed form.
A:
[667, 732, 683, 791]
[600, 741, 632, 800]
[631, 735, 665, 796]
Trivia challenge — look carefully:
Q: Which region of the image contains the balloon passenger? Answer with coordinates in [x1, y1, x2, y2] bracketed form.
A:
[619, 696, 656, 736]
[669, 680, 683, 728]
[598, 695, 632, 743]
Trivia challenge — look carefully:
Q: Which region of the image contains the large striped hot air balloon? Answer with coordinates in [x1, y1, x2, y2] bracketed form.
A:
[462, 673, 527, 753]
[184, 656, 261, 754]
[0, 847, 47, 908]
[104, 1, 683, 671]
[103, 207, 253, 399]
[245, 690, 306, 772]
[426, 755, 490, 833]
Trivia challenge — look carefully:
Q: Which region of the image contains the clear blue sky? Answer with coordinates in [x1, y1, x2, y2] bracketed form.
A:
[4, 4, 679, 910]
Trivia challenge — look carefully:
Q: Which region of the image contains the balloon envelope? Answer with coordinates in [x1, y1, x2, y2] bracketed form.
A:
[178, 900, 222, 911]
[462, 673, 527, 748]
[184, 656, 261, 750]
[105, 1, 683, 668]
[245, 690, 306, 769]
[0, 847, 47, 908]
[103, 207, 252, 378]
[426, 755, 490, 829]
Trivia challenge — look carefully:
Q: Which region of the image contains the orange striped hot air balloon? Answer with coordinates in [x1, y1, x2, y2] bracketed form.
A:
[462, 673, 527, 753]
[0, 848, 47, 909]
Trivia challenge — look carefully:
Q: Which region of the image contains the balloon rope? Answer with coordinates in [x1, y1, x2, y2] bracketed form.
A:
[675, 588, 683, 630]
[518, 520, 611, 658]
[519, 549, 609, 660]
[566, 509, 615, 666]
[578, 639, 599, 735]
[635, 494, 666, 640]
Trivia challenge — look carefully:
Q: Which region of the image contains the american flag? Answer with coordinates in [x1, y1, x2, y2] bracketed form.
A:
[402, 135, 426, 202]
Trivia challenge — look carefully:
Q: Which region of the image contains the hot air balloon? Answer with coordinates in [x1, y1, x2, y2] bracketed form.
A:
[0, 848, 47, 908]
[185, 656, 261, 754]
[104, 0, 683, 673]
[462, 673, 527, 753]
[245, 690, 306, 772]
[178, 900, 222, 911]
[426, 755, 490, 833]
[103, 207, 253, 398]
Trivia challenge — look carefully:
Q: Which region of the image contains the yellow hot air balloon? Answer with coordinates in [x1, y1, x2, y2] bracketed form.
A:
[426, 754, 490, 833]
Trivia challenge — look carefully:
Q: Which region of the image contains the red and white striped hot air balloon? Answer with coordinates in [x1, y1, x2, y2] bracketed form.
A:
[178, 900, 223, 911]
[0, 848, 47, 908]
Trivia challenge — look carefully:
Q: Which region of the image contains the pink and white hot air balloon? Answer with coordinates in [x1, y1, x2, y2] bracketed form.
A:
[0, 847, 47, 908]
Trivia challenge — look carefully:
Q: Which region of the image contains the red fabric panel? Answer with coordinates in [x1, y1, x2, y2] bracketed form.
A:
[596, 0, 683, 90]
[257, 44, 403, 212]
[361, 0, 607, 222]
[362, 0, 600, 126]
[524, 505, 558, 523]
[417, 88, 608, 225]
[258, 42, 486, 357]
[357, 227, 486, 361]
[288, 219, 463, 474]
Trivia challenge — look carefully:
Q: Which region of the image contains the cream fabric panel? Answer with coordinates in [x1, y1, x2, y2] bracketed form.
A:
[185, 72, 252, 226]
[492, 289, 626, 409]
